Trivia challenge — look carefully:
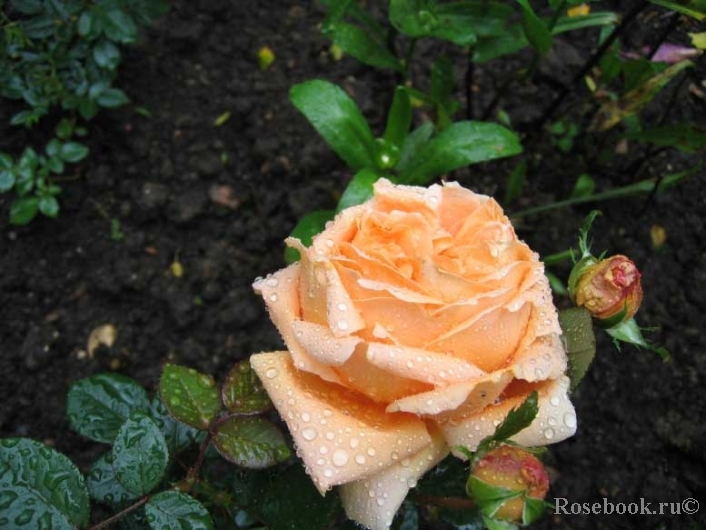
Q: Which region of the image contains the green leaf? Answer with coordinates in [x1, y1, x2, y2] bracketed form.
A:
[625, 124, 706, 153]
[284, 210, 335, 263]
[149, 396, 205, 455]
[21, 15, 56, 39]
[55, 119, 74, 140]
[591, 61, 693, 132]
[492, 391, 539, 442]
[77, 10, 94, 36]
[397, 121, 522, 185]
[145, 491, 214, 530]
[383, 87, 413, 149]
[503, 159, 527, 205]
[0, 171, 16, 193]
[336, 168, 381, 212]
[396, 121, 434, 174]
[558, 308, 596, 391]
[0, 438, 90, 528]
[111, 412, 169, 496]
[222, 360, 273, 414]
[290, 80, 377, 170]
[93, 40, 122, 70]
[10, 0, 43, 15]
[86, 452, 140, 504]
[67, 373, 150, 443]
[0, 153, 13, 170]
[159, 364, 221, 429]
[9, 197, 39, 225]
[570, 173, 595, 199]
[522, 496, 546, 525]
[39, 196, 59, 218]
[389, 0, 485, 46]
[647, 0, 706, 20]
[430, 56, 454, 108]
[514, 0, 553, 55]
[212, 416, 290, 469]
[239, 465, 340, 530]
[97, 88, 130, 108]
[103, 9, 138, 43]
[325, 21, 402, 70]
[60, 142, 89, 163]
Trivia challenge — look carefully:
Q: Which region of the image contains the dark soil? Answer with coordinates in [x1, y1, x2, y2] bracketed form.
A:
[1, 1, 705, 529]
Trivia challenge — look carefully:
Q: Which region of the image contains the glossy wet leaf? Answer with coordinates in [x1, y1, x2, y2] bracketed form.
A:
[59, 142, 89, 163]
[383, 87, 412, 149]
[466, 476, 521, 518]
[67, 373, 150, 443]
[396, 121, 434, 174]
[86, 452, 139, 504]
[235, 465, 340, 530]
[284, 210, 335, 263]
[145, 491, 213, 530]
[324, 21, 401, 70]
[0, 438, 90, 528]
[336, 168, 381, 213]
[213, 416, 290, 469]
[222, 360, 273, 414]
[159, 364, 221, 430]
[514, 0, 552, 54]
[9, 197, 39, 226]
[112, 412, 169, 496]
[397, 121, 522, 185]
[290, 80, 376, 171]
[559, 308, 596, 391]
[149, 396, 205, 455]
[97, 88, 130, 108]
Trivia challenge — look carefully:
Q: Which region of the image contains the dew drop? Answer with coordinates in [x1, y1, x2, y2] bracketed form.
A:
[302, 427, 318, 441]
[323, 409, 332, 417]
[349, 438, 360, 449]
[367, 447, 376, 457]
[301, 412, 311, 422]
[323, 468, 334, 478]
[550, 396, 560, 406]
[337, 303, 347, 311]
[337, 320, 349, 331]
[400, 458, 411, 467]
[319, 446, 329, 455]
[547, 417, 557, 426]
[332, 449, 349, 467]
[564, 412, 577, 429]
[543, 427, 556, 440]
[265, 277, 279, 287]
[316, 458, 325, 466]
[265, 368, 278, 379]
[355, 454, 366, 465]
[269, 293, 278, 302]
[376, 498, 385, 506]
[325, 431, 335, 440]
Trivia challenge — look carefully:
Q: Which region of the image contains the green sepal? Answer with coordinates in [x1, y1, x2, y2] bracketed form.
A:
[466, 475, 522, 518]
[522, 496, 546, 525]
[606, 319, 670, 361]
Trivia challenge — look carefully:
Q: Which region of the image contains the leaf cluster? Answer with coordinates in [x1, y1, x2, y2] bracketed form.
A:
[0, 0, 168, 223]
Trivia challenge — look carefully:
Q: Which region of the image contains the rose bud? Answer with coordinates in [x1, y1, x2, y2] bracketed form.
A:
[469, 445, 550, 523]
[573, 255, 643, 325]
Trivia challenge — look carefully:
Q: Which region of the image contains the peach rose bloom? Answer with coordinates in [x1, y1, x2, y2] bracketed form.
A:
[250, 179, 576, 530]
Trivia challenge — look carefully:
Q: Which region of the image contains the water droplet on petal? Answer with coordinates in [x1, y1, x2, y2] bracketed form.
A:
[349, 438, 359, 449]
[269, 293, 278, 302]
[543, 427, 556, 440]
[332, 449, 349, 467]
[355, 454, 366, 465]
[550, 396, 560, 406]
[564, 412, 577, 429]
[301, 412, 311, 422]
[265, 368, 278, 379]
[266, 277, 279, 287]
[302, 427, 318, 441]
[337, 320, 349, 331]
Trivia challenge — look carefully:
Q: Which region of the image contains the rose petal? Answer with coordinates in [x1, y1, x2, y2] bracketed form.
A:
[373, 178, 442, 220]
[366, 342, 486, 386]
[510, 333, 567, 382]
[250, 352, 432, 494]
[339, 428, 449, 530]
[254, 265, 341, 384]
[438, 376, 576, 454]
[387, 370, 513, 417]
[336, 346, 434, 403]
[438, 182, 488, 235]
[291, 320, 362, 366]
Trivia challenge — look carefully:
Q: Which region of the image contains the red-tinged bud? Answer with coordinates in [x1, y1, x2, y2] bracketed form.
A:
[574, 255, 643, 325]
[470, 446, 550, 523]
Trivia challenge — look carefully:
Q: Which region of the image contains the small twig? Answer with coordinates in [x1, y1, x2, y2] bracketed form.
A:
[87, 496, 150, 530]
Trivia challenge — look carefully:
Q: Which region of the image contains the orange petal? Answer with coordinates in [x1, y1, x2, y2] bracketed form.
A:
[387, 370, 513, 417]
[372, 177, 441, 220]
[340, 428, 448, 530]
[438, 182, 488, 235]
[254, 265, 341, 383]
[335, 346, 433, 403]
[291, 320, 362, 366]
[438, 376, 576, 454]
[365, 342, 486, 386]
[510, 333, 567, 382]
[250, 352, 432, 494]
